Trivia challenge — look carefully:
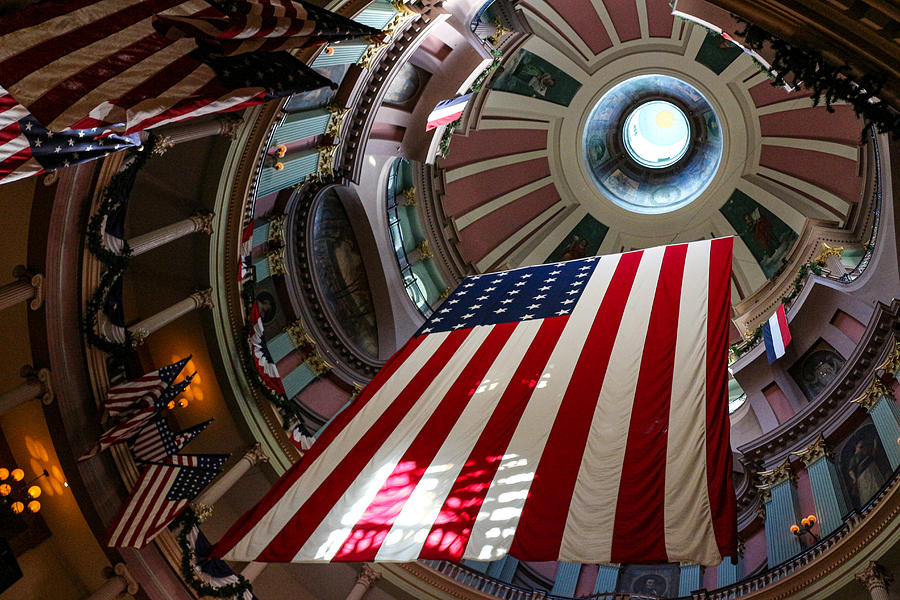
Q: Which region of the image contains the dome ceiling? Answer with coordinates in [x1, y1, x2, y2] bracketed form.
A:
[437, 1, 866, 305]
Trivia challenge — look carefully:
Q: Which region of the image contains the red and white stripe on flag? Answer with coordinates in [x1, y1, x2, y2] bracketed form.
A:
[212, 239, 737, 566]
[426, 94, 472, 131]
[0, 0, 263, 135]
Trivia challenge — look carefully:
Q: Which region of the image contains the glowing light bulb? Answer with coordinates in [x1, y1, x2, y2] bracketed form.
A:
[27, 500, 40, 513]
[0, 484, 10, 497]
[807, 515, 817, 524]
[790, 524, 800, 534]
[0, 468, 9, 481]
[10, 502, 24, 514]
[11, 468, 24, 482]
[27, 485, 41, 499]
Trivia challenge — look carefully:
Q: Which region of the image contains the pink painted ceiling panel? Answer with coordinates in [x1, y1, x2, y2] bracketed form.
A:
[544, 0, 613, 54]
[759, 144, 862, 203]
[440, 128, 548, 170]
[443, 156, 551, 217]
[457, 182, 560, 263]
[759, 105, 863, 145]
[646, 0, 675, 37]
[603, 0, 641, 42]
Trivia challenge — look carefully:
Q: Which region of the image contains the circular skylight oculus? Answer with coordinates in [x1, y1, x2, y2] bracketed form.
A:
[581, 75, 724, 215]
[622, 100, 691, 169]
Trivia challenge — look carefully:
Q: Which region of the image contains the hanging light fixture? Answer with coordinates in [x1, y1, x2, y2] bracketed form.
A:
[0, 467, 48, 515]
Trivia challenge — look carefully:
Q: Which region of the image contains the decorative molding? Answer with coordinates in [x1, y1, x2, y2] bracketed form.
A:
[243, 442, 270, 466]
[190, 288, 214, 310]
[791, 434, 830, 467]
[358, 564, 382, 589]
[267, 247, 286, 276]
[190, 211, 215, 235]
[20, 365, 54, 406]
[267, 214, 287, 246]
[415, 239, 433, 260]
[217, 116, 244, 140]
[190, 502, 214, 523]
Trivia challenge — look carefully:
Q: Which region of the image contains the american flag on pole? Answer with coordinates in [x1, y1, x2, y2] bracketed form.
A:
[0, 88, 140, 185]
[426, 94, 472, 131]
[131, 416, 213, 462]
[212, 239, 737, 566]
[107, 453, 228, 548]
[0, 0, 365, 135]
[82, 372, 197, 461]
[101, 357, 191, 419]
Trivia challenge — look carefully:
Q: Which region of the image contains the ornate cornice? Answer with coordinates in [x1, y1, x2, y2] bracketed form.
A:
[286, 319, 316, 349]
[305, 351, 333, 376]
[791, 434, 830, 467]
[814, 242, 844, 266]
[876, 338, 900, 378]
[737, 299, 900, 467]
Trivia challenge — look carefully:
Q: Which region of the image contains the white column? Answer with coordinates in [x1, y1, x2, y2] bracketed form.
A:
[193, 443, 269, 511]
[0, 266, 43, 312]
[130, 289, 213, 347]
[346, 564, 380, 600]
[150, 116, 243, 155]
[0, 366, 53, 414]
[240, 561, 268, 583]
[85, 564, 139, 600]
[856, 561, 893, 600]
[128, 213, 214, 257]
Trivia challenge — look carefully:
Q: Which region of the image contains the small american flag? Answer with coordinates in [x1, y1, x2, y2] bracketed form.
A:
[131, 417, 213, 463]
[0, 88, 140, 185]
[82, 372, 197, 461]
[101, 357, 191, 419]
[107, 453, 228, 548]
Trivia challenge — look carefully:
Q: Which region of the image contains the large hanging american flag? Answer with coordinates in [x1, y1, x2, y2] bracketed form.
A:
[107, 453, 227, 548]
[0, 0, 376, 135]
[212, 239, 737, 566]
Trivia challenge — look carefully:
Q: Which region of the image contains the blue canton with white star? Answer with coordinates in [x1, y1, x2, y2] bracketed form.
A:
[20, 114, 140, 172]
[165, 455, 227, 502]
[419, 257, 602, 335]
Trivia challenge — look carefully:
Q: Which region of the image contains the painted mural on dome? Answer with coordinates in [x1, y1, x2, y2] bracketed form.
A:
[720, 189, 798, 278]
[835, 421, 891, 509]
[311, 190, 379, 359]
[695, 30, 744, 75]
[284, 64, 349, 112]
[788, 338, 845, 400]
[546, 214, 609, 263]
[383, 63, 428, 108]
[490, 49, 582, 106]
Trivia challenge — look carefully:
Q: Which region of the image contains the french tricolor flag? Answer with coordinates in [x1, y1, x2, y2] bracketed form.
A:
[426, 93, 472, 131]
[762, 304, 791, 363]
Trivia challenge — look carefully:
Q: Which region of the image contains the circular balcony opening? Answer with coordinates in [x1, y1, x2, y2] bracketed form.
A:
[622, 100, 691, 169]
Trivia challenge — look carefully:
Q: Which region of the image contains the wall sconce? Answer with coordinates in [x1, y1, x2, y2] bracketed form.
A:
[790, 514, 819, 542]
[0, 468, 48, 515]
[275, 144, 287, 158]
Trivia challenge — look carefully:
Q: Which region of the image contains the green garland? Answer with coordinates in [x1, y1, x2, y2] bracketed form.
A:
[735, 20, 900, 137]
[173, 509, 255, 600]
[81, 141, 155, 357]
[729, 261, 823, 358]
[437, 49, 504, 159]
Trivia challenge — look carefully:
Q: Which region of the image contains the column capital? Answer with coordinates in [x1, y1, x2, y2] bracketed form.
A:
[267, 248, 287, 276]
[111, 563, 140, 596]
[814, 242, 843, 266]
[243, 442, 270, 467]
[756, 459, 795, 489]
[150, 134, 175, 156]
[190, 288, 214, 310]
[791, 434, 830, 467]
[130, 327, 150, 349]
[286, 320, 316, 350]
[12, 265, 44, 310]
[20, 365, 54, 405]
[415, 240, 433, 260]
[877, 338, 900, 378]
[190, 502, 215, 523]
[267, 214, 287, 246]
[357, 564, 381, 589]
[305, 351, 333, 376]
[189, 212, 215, 235]
[217, 116, 244, 140]
[856, 561, 892, 593]
[853, 377, 894, 411]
